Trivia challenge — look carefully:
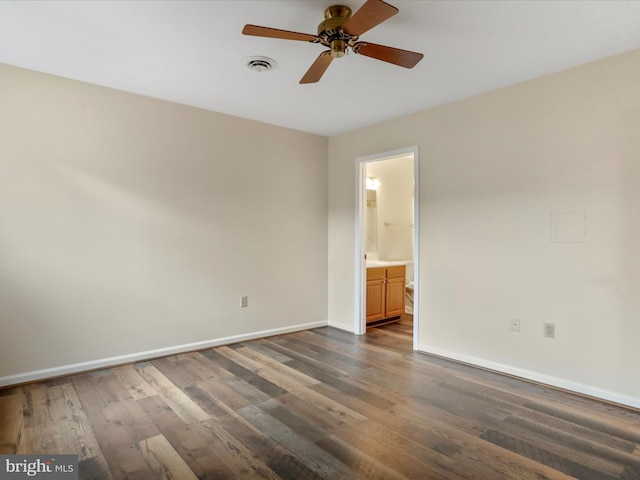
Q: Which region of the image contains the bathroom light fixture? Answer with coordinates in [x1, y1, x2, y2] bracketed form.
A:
[366, 177, 381, 191]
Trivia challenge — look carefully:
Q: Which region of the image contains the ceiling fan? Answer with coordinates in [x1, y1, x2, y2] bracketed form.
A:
[242, 0, 424, 84]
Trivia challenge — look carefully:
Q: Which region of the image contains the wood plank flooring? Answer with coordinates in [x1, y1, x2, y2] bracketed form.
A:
[2, 316, 640, 479]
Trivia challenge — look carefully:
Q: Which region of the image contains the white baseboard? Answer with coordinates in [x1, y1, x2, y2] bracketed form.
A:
[327, 320, 356, 333]
[0, 321, 327, 388]
[418, 343, 640, 410]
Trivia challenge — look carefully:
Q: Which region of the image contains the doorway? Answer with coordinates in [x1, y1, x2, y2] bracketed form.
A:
[355, 146, 419, 350]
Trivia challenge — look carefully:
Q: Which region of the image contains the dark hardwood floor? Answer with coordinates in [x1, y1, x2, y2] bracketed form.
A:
[1, 316, 640, 479]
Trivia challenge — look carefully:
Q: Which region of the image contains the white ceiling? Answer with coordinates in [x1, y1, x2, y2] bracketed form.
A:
[1, 1, 639, 137]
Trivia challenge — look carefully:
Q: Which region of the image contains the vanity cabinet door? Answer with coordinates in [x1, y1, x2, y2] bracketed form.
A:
[366, 267, 386, 323]
[385, 268, 406, 318]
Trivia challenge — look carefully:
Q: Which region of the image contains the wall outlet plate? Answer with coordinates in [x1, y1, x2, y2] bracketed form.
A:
[511, 318, 520, 332]
[544, 322, 555, 338]
[240, 296, 248, 308]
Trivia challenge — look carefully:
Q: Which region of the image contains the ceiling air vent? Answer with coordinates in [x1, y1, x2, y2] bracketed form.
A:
[246, 56, 277, 72]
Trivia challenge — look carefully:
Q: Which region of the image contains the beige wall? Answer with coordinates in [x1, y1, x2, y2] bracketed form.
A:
[328, 49, 640, 407]
[0, 64, 328, 382]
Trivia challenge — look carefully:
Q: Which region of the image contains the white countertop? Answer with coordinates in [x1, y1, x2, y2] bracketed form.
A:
[366, 260, 412, 268]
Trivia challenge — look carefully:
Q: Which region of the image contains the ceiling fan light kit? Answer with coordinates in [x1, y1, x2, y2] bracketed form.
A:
[242, 0, 424, 84]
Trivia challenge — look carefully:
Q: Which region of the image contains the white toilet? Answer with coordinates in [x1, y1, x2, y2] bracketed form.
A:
[405, 281, 414, 315]
[404, 261, 414, 315]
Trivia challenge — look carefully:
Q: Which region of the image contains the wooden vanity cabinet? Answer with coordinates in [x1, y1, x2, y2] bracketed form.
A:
[366, 265, 406, 324]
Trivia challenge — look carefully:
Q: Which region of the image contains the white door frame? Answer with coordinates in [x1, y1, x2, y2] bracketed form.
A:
[354, 146, 420, 350]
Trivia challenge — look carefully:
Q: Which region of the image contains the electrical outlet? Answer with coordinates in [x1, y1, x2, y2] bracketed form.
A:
[240, 296, 248, 308]
[544, 322, 555, 338]
[511, 318, 520, 332]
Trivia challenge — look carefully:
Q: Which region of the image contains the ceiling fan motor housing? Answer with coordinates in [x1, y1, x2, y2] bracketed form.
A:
[318, 5, 353, 58]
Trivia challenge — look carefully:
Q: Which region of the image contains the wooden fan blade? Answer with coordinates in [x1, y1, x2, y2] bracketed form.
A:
[341, 0, 398, 37]
[242, 24, 319, 42]
[300, 51, 333, 84]
[354, 42, 423, 68]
